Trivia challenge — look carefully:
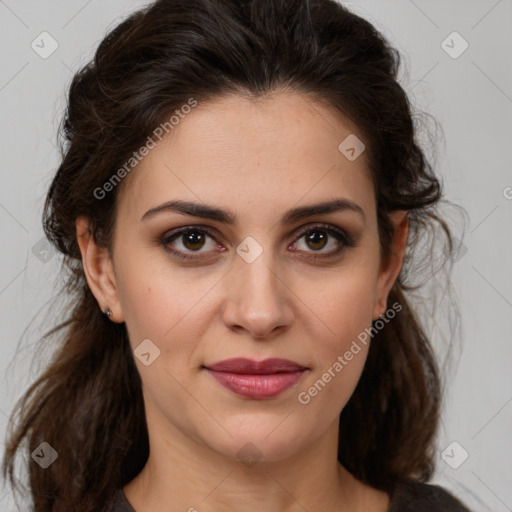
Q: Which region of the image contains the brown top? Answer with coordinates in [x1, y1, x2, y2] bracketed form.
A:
[105, 480, 471, 511]
[388, 480, 471, 511]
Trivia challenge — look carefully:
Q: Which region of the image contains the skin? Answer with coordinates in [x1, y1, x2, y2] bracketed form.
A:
[76, 90, 408, 512]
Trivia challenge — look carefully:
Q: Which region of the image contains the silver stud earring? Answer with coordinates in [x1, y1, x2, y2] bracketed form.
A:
[104, 307, 113, 319]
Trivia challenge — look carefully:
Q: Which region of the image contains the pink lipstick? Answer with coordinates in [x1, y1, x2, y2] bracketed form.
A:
[204, 358, 307, 399]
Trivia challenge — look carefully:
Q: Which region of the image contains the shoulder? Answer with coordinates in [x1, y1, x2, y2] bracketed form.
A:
[103, 488, 136, 512]
[389, 480, 471, 512]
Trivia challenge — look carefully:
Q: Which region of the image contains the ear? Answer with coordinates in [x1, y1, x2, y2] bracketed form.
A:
[372, 210, 409, 321]
[76, 216, 124, 322]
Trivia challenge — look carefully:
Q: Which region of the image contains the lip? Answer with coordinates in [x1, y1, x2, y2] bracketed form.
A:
[204, 358, 308, 399]
[205, 357, 306, 374]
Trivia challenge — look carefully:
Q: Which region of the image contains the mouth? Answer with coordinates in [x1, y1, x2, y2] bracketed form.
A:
[203, 358, 308, 399]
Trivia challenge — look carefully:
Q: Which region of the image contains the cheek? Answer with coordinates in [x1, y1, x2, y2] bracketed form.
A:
[114, 248, 222, 354]
[295, 266, 377, 408]
[306, 263, 378, 341]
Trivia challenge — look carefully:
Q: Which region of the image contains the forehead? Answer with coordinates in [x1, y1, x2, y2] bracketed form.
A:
[117, 91, 375, 223]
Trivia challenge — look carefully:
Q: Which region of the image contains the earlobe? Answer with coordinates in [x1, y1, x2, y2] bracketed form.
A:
[75, 216, 123, 322]
[373, 210, 409, 320]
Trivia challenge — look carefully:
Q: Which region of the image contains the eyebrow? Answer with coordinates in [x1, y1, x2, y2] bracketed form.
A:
[141, 198, 366, 225]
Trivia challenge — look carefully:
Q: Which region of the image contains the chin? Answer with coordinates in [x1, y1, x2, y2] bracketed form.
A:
[202, 420, 310, 465]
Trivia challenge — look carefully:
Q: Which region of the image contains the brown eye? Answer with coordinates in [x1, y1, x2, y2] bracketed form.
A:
[304, 230, 328, 251]
[290, 224, 355, 258]
[160, 226, 222, 260]
[181, 230, 207, 251]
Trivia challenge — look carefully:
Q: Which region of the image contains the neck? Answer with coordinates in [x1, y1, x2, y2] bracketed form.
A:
[123, 402, 389, 512]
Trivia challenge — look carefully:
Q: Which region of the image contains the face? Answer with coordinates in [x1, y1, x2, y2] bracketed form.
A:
[77, 91, 407, 465]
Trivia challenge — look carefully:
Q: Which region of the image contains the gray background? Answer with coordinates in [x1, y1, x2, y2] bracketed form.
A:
[1, 0, 511, 510]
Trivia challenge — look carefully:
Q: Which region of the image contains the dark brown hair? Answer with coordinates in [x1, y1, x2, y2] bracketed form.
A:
[2, 0, 463, 510]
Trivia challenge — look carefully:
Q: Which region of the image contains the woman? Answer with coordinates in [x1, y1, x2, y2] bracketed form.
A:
[2, 0, 471, 510]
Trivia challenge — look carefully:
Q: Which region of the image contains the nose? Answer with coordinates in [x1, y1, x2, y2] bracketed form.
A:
[220, 247, 294, 340]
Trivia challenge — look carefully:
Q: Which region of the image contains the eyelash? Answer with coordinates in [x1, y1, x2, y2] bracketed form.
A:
[159, 223, 355, 261]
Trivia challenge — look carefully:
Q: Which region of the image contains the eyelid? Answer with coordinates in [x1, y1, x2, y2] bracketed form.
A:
[292, 222, 354, 246]
[160, 222, 355, 260]
[160, 225, 222, 260]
